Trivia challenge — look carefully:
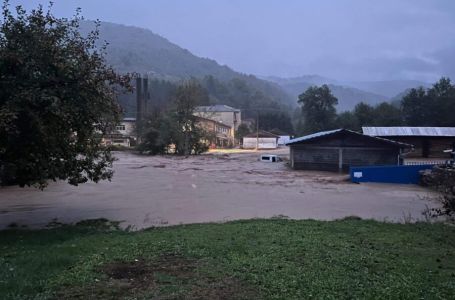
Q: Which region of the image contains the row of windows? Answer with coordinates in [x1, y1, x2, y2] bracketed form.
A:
[216, 126, 229, 133]
[116, 125, 126, 131]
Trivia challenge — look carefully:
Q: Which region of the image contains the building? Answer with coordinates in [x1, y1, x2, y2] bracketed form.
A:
[102, 117, 137, 147]
[286, 129, 411, 172]
[195, 116, 234, 148]
[243, 130, 279, 149]
[363, 127, 455, 158]
[269, 128, 292, 146]
[194, 105, 241, 139]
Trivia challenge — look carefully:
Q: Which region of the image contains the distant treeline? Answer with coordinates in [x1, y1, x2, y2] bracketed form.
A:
[119, 76, 454, 138]
[294, 77, 455, 135]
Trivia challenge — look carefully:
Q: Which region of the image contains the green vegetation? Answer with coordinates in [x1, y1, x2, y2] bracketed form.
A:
[336, 101, 403, 132]
[297, 85, 338, 134]
[295, 77, 455, 134]
[272, 78, 388, 112]
[79, 21, 294, 112]
[1, 219, 454, 299]
[0, 2, 131, 188]
[130, 76, 295, 135]
[402, 77, 455, 127]
[138, 81, 210, 155]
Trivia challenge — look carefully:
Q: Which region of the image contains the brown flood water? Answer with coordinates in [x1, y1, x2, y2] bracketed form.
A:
[0, 149, 438, 229]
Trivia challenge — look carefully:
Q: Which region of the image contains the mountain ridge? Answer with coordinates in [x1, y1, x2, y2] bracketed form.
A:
[79, 21, 295, 110]
[81, 20, 430, 112]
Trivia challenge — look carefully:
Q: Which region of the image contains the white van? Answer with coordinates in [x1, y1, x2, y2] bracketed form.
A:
[260, 155, 279, 162]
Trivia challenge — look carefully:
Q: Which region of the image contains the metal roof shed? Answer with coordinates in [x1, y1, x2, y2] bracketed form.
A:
[362, 127, 455, 158]
[286, 129, 411, 172]
[362, 127, 455, 137]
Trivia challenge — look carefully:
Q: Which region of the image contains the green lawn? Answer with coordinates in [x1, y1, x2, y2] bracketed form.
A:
[1, 218, 454, 299]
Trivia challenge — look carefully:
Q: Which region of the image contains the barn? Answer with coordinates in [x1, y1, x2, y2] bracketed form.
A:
[243, 131, 279, 149]
[286, 129, 411, 172]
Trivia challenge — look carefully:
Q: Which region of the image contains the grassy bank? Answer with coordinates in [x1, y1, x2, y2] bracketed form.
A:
[1, 219, 454, 299]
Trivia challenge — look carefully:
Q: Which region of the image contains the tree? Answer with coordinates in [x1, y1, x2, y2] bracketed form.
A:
[0, 2, 131, 188]
[138, 80, 209, 156]
[298, 85, 338, 133]
[373, 102, 403, 126]
[257, 111, 294, 134]
[235, 123, 250, 141]
[401, 78, 455, 126]
[352, 102, 375, 128]
[336, 111, 359, 131]
[401, 86, 431, 126]
[427, 77, 455, 126]
[172, 81, 209, 155]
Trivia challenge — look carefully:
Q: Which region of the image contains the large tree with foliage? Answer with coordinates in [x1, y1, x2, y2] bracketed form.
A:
[336, 102, 403, 131]
[0, 2, 131, 188]
[172, 81, 209, 155]
[402, 77, 455, 126]
[401, 87, 431, 126]
[138, 81, 209, 156]
[257, 111, 294, 134]
[298, 85, 338, 133]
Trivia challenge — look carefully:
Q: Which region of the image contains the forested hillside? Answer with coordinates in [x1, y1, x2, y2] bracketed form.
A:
[79, 21, 294, 115]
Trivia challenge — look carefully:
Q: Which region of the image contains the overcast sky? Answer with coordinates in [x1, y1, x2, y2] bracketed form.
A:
[10, 0, 455, 82]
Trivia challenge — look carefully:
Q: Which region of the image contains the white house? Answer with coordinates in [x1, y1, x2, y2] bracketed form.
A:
[102, 117, 136, 147]
[268, 129, 292, 146]
[242, 131, 279, 149]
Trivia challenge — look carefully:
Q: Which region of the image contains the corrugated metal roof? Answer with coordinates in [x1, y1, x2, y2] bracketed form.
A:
[363, 127, 455, 137]
[286, 129, 342, 144]
[123, 117, 136, 122]
[286, 128, 412, 148]
[194, 105, 240, 112]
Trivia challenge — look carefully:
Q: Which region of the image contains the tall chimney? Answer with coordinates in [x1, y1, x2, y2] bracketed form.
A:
[136, 76, 143, 139]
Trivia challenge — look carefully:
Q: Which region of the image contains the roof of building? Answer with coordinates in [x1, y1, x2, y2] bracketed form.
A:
[194, 105, 240, 113]
[363, 127, 455, 137]
[123, 117, 136, 122]
[244, 130, 280, 138]
[268, 128, 291, 136]
[286, 128, 412, 148]
[195, 116, 232, 128]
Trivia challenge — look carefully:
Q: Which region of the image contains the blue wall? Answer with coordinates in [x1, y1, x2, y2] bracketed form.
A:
[350, 165, 434, 184]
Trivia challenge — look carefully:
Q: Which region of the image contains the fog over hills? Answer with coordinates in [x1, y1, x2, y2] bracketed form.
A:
[346, 80, 431, 98]
[80, 21, 293, 109]
[265, 77, 388, 111]
[16, 0, 455, 84]
[265, 76, 431, 111]
[81, 20, 432, 112]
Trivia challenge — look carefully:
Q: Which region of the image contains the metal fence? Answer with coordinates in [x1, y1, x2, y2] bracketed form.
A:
[404, 160, 446, 166]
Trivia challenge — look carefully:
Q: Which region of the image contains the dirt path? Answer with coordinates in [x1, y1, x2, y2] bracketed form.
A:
[0, 150, 439, 229]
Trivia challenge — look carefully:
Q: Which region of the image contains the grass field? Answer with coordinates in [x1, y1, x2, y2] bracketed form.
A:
[1, 218, 454, 299]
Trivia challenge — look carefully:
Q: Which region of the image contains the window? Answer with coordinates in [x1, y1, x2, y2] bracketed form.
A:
[116, 125, 126, 131]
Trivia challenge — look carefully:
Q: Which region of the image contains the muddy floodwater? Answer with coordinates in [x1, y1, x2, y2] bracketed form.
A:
[0, 149, 439, 229]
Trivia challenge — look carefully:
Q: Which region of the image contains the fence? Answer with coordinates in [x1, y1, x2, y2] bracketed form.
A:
[404, 160, 446, 166]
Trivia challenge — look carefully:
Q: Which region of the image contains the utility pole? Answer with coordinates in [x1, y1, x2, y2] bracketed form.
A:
[136, 76, 143, 142]
[256, 111, 259, 151]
